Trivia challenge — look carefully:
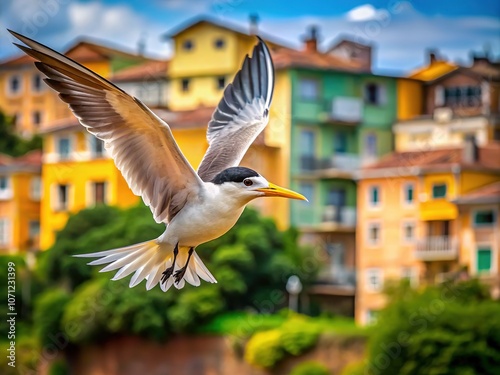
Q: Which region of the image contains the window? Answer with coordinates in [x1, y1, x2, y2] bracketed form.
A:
[473, 210, 496, 227]
[55, 184, 69, 211]
[32, 74, 43, 92]
[402, 222, 415, 242]
[365, 133, 377, 157]
[217, 76, 226, 90]
[299, 129, 316, 170]
[403, 183, 414, 205]
[298, 78, 319, 100]
[334, 132, 348, 153]
[368, 186, 380, 207]
[0, 176, 12, 200]
[214, 38, 225, 49]
[181, 78, 190, 92]
[90, 136, 105, 158]
[367, 222, 381, 246]
[57, 137, 71, 160]
[182, 39, 194, 51]
[7, 75, 22, 95]
[299, 182, 314, 203]
[477, 247, 492, 274]
[30, 176, 41, 201]
[444, 86, 481, 107]
[432, 183, 447, 199]
[29, 220, 40, 240]
[366, 268, 383, 292]
[32, 111, 42, 127]
[366, 309, 379, 325]
[0, 218, 10, 246]
[92, 182, 107, 205]
[364, 83, 387, 105]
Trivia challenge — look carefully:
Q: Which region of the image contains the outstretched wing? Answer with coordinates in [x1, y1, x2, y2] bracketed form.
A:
[197, 38, 274, 182]
[9, 30, 204, 224]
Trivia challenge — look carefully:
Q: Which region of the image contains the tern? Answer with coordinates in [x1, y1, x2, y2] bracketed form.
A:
[10, 30, 307, 291]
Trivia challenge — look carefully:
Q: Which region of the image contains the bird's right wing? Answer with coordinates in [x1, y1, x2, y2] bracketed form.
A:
[9, 30, 204, 224]
[197, 38, 274, 182]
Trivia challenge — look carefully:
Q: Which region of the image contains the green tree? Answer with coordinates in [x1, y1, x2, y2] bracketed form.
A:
[33, 203, 315, 344]
[365, 280, 500, 375]
[0, 111, 41, 156]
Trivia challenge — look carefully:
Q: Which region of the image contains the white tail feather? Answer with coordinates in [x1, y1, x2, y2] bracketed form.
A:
[74, 239, 217, 291]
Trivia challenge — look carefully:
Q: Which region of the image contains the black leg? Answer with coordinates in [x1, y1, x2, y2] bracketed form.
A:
[161, 243, 179, 285]
[174, 247, 194, 284]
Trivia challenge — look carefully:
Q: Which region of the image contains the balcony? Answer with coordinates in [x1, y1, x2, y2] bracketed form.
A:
[294, 96, 363, 124]
[414, 236, 458, 260]
[311, 266, 356, 296]
[299, 153, 361, 179]
[293, 204, 356, 232]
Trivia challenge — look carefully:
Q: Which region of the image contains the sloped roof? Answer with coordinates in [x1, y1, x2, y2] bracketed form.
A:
[271, 47, 364, 72]
[455, 181, 500, 205]
[0, 150, 42, 172]
[162, 16, 291, 49]
[409, 60, 458, 81]
[111, 60, 169, 82]
[363, 143, 500, 174]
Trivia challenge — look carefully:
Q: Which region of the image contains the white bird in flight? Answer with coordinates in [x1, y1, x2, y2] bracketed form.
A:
[10, 30, 307, 292]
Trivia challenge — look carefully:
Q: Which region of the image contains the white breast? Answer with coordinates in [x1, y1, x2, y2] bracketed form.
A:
[160, 183, 247, 247]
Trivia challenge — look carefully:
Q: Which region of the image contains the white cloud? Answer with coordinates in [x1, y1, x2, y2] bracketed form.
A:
[346, 4, 384, 22]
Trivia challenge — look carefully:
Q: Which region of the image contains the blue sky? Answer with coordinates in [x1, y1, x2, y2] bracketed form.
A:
[1, 0, 499, 73]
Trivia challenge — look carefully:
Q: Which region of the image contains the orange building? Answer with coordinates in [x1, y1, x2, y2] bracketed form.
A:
[356, 138, 500, 324]
[0, 151, 42, 253]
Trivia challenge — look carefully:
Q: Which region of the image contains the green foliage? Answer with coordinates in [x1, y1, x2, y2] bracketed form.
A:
[280, 317, 320, 355]
[0, 335, 39, 375]
[244, 329, 284, 368]
[366, 280, 500, 375]
[243, 313, 323, 368]
[290, 361, 330, 375]
[0, 111, 42, 156]
[34, 288, 71, 347]
[340, 361, 367, 375]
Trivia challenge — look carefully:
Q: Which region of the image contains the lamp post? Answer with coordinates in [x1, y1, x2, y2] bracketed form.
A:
[286, 275, 302, 312]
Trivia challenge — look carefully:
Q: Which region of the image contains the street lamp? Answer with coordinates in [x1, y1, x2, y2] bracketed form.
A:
[286, 275, 302, 312]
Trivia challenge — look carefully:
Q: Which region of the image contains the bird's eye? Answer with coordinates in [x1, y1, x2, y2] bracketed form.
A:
[243, 179, 253, 187]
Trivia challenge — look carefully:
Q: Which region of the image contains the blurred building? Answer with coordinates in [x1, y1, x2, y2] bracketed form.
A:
[281, 26, 397, 315]
[0, 150, 41, 253]
[394, 50, 500, 151]
[355, 137, 500, 325]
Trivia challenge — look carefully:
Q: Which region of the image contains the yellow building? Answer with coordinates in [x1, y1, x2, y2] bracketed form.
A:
[356, 138, 500, 325]
[0, 151, 42, 253]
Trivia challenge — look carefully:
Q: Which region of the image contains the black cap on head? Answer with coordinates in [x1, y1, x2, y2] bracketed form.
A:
[212, 167, 259, 185]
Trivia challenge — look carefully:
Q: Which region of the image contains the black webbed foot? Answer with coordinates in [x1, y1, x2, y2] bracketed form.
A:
[161, 266, 174, 285]
[174, 267, 187, 284]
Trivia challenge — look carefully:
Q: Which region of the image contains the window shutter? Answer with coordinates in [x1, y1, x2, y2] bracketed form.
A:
[379, 84, 388, 105]
[435, 85, 445, 106]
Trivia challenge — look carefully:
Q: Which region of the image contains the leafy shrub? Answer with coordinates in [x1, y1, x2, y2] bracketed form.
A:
[48, 359, 70, 375]
[244, 329, 284, 368]
[280, 318, 320, 355]
[291, 361, 330, 375]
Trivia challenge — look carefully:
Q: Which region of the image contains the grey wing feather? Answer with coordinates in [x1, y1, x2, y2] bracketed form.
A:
[9, 30, 203, 224]
[197, 38, 274, 182]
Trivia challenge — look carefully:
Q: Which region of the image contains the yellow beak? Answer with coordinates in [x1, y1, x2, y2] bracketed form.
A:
[257, 182, 308, 201]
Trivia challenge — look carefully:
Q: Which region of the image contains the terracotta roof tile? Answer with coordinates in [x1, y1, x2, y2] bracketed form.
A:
[0, 150, 42, 168]
[271, 47, 365, 72]
[364, 143, 500, 172]
[112, 60, 169, 82]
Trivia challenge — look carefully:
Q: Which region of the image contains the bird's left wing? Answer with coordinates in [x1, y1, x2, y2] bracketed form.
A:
[197, 38, 274, 182]
[9, 30, 204, 224]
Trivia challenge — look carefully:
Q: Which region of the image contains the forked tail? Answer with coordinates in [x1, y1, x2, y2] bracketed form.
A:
[74, 240, 217, 291]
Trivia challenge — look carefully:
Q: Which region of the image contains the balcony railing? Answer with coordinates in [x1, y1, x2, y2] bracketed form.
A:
[292, 204, 356, 229]
[316, 266, 356, 288]
[299, 153, 361, 174]
[414, 236, 458, 260]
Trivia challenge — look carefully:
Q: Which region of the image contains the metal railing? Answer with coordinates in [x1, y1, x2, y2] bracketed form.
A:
[316, 266, 356, 287]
